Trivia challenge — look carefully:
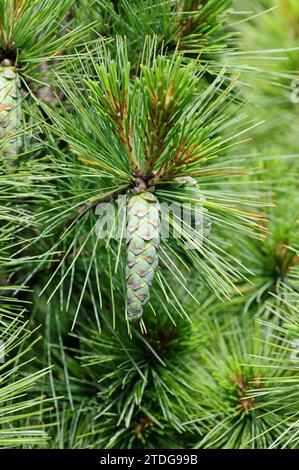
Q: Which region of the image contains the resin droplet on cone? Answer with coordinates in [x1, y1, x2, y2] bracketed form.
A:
[0, 59, 22, 167]
[126, 191, 160, 321]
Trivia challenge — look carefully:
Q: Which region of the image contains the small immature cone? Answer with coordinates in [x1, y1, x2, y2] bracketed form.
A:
[126, 191, 160, 321]
[0, 59, 22, 168]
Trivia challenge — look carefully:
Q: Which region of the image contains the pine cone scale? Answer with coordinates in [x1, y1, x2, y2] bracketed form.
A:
[126, 191, 160, 321]
[0, 62, 22, 166]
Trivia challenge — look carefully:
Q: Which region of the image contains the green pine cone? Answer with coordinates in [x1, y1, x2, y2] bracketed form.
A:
[175, 176, 212, 239]
[0, 60, 22, 168]
[126, 191, 160, 321]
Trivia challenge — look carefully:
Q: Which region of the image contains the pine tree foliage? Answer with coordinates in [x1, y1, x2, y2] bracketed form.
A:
[0, 313, 52, 447]
[0, 0, 93, 168]
[194, 312, 291, 448]
[0, 246, 52, 447]
[248, 287, 299, 449]
[25, 39, 265, 327]
[93, 0, 235, 66]
[0, 0, 298, 450]
[26, 292, 208, 448]
[234, 0, 299, 153]
[225, 0, 299, 317]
